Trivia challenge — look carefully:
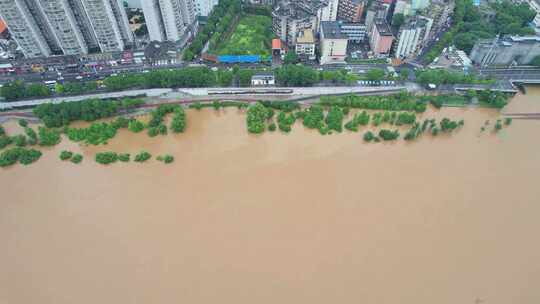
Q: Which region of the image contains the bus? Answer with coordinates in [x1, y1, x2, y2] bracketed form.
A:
[43, 80, 57, 88]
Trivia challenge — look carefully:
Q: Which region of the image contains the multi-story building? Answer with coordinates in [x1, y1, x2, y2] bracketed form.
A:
[193, 0, 218, 17]
[470, 35, 540, 66]
[524, 0, 540, 33]
[38, 0, 88, 55]
[365, 1, 389, 33]
[411, 0, 430, 11]
[0, 0, 54, 57]
[394, 16, 432, 59]
[369, 19, 394, 56]
[319, 21, 348, 64]
[295, 28, 316, 60]
[272, 2, 318, 46]
[142, 0, 196, 42]
[337, 0, 365, 22]
[246, 0, 274, 5]
[394, 0, 412, 16]
[0, 0, 133, 58]
[339, 22, 367, 43]
[81, 0, 133, 52]
[272, 0, 339, 46]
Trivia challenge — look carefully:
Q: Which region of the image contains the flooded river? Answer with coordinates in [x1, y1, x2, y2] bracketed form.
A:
[1, 89, 540, 304]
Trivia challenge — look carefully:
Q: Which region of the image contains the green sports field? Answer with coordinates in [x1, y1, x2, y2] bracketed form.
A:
[213, 15, 273, 57]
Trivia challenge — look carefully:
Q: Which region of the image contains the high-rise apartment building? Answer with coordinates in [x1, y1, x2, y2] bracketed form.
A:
[411, 0, 429, 11]
[142, 0, 196, 42]
[193, 0, 218, 17]
[0, 0, 133, 58]
[337, 0, 365, 23]
[0, 0, 53, 57]
[81, 0, 133, 52]
[394, 16, 432, 59]
[369, 19, 394, 56]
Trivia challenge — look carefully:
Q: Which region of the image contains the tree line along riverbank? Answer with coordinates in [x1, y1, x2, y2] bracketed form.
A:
[0, 92, 512, 168]
[0, 63, 499, 103]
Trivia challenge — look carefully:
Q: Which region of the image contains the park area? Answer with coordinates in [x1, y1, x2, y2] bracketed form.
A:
[211, 15, 272, 57]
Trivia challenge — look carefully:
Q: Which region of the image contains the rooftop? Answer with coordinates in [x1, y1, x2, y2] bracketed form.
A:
[252, 72, 275, 79]
[321, 21, 348, 40]
[272, 39, 282, 49]
[296, 29, 315, 44]
[375, 20, 393, 36]
[0, 19, 6, 33]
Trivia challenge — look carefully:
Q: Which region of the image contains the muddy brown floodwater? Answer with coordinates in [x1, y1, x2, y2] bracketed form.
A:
[1, 88, 540, 304]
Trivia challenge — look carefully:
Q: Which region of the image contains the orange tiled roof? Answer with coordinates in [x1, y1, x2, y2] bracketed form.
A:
[272, 39, 282, 50]
[0, 19, 7, 33]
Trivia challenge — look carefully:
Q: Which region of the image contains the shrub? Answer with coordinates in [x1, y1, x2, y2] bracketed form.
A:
[372, 113, 382, 126]
[66, 122, 117, 145]
[396, 112, 416, 125]
[170, 107, 186, 133]
[363, 131, 375, 142]
[111, 117, 130, 129]
[494, 120, 503, 132]
[325, 106, 344, 132]
[260, 101, 300, 112]
[134, 151, 152, 163]
[277, 111, 296, 133]
[71, 154, 83, 164]
[24, 127, 38, 145]
[318, 92, 426, 113]
[0, 147, 42, 167]
[378, 129, 400, 141]
[128, 120, 145, 133]
[430, 98, 443, 109]
[60, 150, 73, 161]
[246, 102, 271, 134]
[190, 102, 203, 110]
[147, 127, 159, 137]
[18, 148, 42, 165]
[38, 127, 61, 146]
[504, 118, 512, 125]
[95, 152, 118, 164]
[118, 153, 130, 162]
[148, 104, 178, 128]
[157, 154, 174, 164]
[268, 123, 276, 131]
[33, 98, 122, 128]
[440, 118, 460, 132]
[18, 119, 28, 127]
[0, 135, 12, 149]
[13, 135, 27, 147]
[404, 124, 421, 141]
[302, 106, 325, 130]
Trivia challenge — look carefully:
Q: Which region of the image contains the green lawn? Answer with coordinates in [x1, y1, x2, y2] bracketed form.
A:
[213, 15, 272, 56]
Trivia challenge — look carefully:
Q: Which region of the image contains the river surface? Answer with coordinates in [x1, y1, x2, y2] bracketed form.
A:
[1, 89, 540, 304]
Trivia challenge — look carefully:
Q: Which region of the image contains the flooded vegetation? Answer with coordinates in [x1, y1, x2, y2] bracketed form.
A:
[1, 89, 540, 303]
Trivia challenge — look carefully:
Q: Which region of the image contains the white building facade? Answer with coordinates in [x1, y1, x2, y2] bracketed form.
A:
[394, 17, 432, 59]
[319, 21, 348, 65]
[142, 0, 196, 42]
[193, 0, 218, 17]
[0, 0, 133, 57]
[0, 0, 53, 57]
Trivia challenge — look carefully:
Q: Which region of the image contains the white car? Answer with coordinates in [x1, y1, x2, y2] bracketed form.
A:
[75, 75, 83, 80]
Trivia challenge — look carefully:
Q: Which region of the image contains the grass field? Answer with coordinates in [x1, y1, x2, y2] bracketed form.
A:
[213, 15, 272, 56]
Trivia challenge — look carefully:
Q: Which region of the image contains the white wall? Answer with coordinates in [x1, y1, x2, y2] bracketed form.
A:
[126, 0, 142, 8]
